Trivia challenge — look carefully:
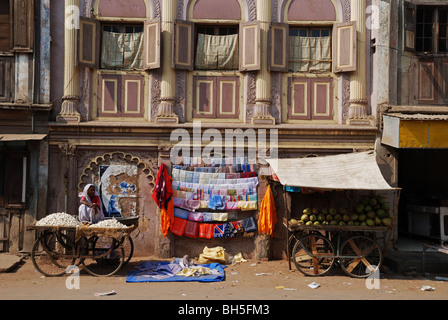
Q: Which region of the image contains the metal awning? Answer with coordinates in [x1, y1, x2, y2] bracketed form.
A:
[265, 151, 394, 190]
[0, 134, 47, 141]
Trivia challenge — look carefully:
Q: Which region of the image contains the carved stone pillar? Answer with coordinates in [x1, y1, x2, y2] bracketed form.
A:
[252, 0, 275, 125]
[57, 0, 81, 123]
[156, 0, 179, 123]
[347, 0, 374, 126]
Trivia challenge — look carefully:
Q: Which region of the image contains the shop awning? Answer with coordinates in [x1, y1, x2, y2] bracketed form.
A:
[382, 114, 448, 148]
[265, 151, 394, 190]
[0, 134, 47, 141]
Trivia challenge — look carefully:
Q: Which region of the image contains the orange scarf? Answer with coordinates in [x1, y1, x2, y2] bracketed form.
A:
[258, 185, 277, 237]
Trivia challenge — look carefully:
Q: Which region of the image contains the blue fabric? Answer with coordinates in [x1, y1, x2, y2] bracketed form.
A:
[126, 261, 226, 283]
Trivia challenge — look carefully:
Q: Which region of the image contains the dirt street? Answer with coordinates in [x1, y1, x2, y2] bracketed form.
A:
[1, 255, 448, 305]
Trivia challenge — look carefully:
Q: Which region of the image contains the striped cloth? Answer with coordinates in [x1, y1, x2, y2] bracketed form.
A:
[195, 33, 239, 70]
[101, 31, 143, 70]
[289, 36, 331, 73]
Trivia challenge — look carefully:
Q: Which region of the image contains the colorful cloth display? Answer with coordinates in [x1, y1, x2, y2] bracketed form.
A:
[169, 157, 259, 238]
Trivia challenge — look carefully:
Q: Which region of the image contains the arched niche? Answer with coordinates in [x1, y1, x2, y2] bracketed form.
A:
[287, 0, 336, 22]
[191, 0, 242, 20]
[95, 0, 149, 19]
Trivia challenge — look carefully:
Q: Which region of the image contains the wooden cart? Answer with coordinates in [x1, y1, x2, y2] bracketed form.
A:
[286, 222, 393, 278]
[27, 217, 138, 277]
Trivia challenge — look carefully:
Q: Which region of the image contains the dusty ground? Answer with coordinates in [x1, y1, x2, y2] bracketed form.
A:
[1, 255, 448, 303]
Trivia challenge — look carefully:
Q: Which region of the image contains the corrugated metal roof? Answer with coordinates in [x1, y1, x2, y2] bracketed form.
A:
[265, 151, 394, 190]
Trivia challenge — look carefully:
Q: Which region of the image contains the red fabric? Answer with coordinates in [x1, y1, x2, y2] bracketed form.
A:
[152, 164, 174, 237]
[171, 217, 187, 236]
[152, 163, 173, 209]
[199, 223, 214, 239]
[184, 221, 199, 238]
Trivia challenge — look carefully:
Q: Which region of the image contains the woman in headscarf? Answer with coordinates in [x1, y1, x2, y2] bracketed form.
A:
[78, 184, 104, 224]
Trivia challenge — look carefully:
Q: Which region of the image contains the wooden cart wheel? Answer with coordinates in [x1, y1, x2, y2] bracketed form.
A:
[292, 233, 335, 276]
[339, 235, 382, 278]
[31, 231, 76, 277]
[122, 236, 134, 267]
[81, 236, 124, 277]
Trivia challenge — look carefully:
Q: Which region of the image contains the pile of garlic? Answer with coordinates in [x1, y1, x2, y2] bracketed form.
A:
[89, 219, 127, 229]
[36, 212, 82, 227]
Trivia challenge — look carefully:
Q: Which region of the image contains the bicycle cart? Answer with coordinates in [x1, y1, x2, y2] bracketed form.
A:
[27, 216, 138, 277]
[286, 223, 391, 278]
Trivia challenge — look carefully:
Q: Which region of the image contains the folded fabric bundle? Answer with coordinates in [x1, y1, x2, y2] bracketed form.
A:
[171, 217, 187, 236]
[199, 223, 214, 239]
[225, 201, 239, 211]
[243, 217, 257, 233]
[212, 212, 228, 222]
[213, 224, 228, 238]
[184, 221, 199, 238]
[208, 195, 224, 210]
[174, 208, 189, 220]
[238, 201, 258, 211]
[188, 211, 203, 222]
[202, 212, 214, 222]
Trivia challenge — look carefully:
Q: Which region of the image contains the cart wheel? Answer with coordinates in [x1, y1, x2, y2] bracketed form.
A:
[122, 236, 134, 267]
[339, 235, 382, 278]
[31, 232, 76, 277]
[81, 236, 124, 277]
[292, 233, 335, 276]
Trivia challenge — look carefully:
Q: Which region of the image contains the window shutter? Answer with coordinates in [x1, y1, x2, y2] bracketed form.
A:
[173, 20, 194, 70]
[0, 57, 12, 102]
[239, 22, 260, 72]
[12, 0, 34, 52]
[77, 17, 100, 69]
[403, 1, 416, 52]
[268, 23, 289, 72]
[143, 18, 160, 70]
[332, 22, 357, 73]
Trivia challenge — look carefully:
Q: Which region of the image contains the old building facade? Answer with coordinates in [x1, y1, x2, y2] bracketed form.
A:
[0, 0, 51, 253]
[42, 0, 383, 260]
[376, 0, 448, 246]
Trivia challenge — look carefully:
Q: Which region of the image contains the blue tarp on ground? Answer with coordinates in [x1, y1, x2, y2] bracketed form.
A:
[126, 261, 226, 283]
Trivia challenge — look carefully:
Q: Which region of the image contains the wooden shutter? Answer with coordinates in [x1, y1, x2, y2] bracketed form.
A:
[98, 74, 120, 117]
[404, 1, 416, 52]
[332, 22, 357, 73]
[0, 57, 13, 102]
[217, 76, 239, 119]
[193, 76, 215, 118]
[173, 20, 194, 70]
[268, 23, 289, 72]
[143, 18, 160, 70]
[288, 77, 333, 120]
[77, 17, 100, 68]
[239, 22, 260, 72]
[12, 0, 33, 52]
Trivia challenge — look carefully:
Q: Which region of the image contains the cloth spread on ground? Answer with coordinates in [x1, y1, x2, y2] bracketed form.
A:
[126, 260, 226, 283]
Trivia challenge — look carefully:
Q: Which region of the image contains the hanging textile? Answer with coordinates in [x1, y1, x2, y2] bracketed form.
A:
[101, 31, 143, 70]
[258, 185, 277, 237]
[152, 163, 174, 237]
[195, 33, 239, 70]
[289, 36, 331, 73]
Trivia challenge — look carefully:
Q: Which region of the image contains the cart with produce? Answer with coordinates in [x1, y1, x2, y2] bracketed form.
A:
[285, 193, 400, 278]
[264, 152, 401, 278]
[27, 213, 139, 277]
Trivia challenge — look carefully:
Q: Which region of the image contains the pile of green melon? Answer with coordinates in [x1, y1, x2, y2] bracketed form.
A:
[289, 195, 393, 227]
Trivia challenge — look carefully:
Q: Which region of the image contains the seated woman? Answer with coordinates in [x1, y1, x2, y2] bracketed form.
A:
[78, 184, 104, 224]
